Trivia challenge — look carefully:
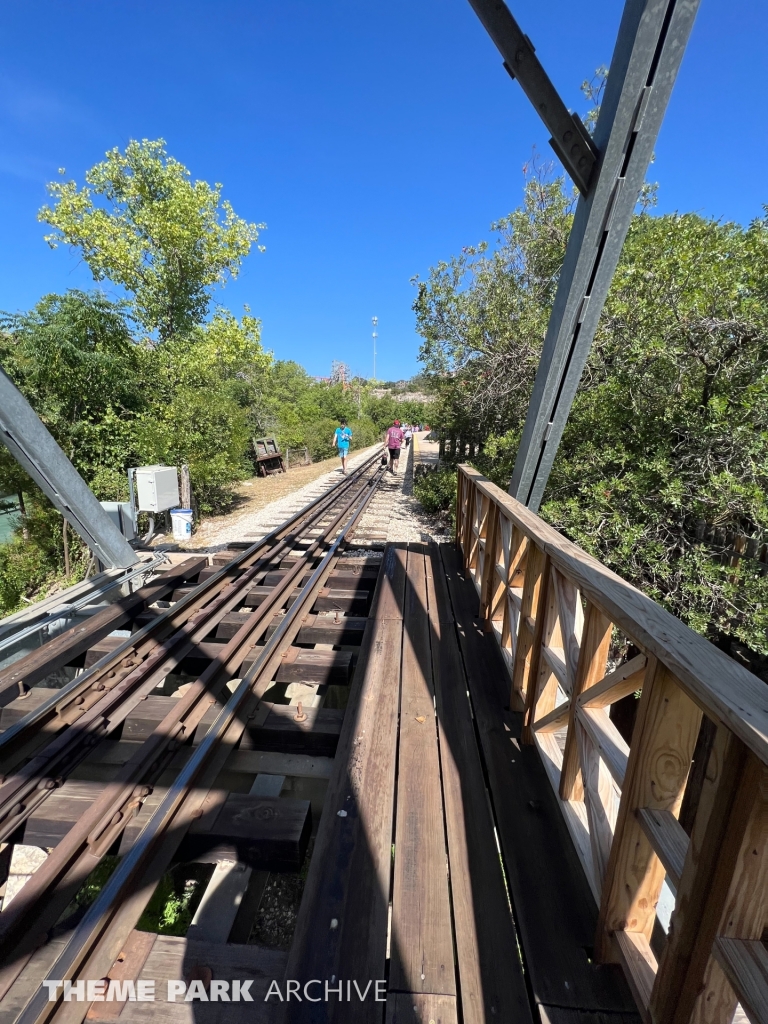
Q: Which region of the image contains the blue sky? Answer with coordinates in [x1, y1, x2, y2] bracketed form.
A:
[0, 1, 765, 382]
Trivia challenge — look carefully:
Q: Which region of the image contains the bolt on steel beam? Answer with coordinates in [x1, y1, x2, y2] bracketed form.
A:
[0, 367, 138, 568]
[505, 0, 701, 511]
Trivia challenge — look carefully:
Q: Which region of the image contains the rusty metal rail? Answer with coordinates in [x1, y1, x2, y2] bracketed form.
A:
[0, 449, 384, 1021]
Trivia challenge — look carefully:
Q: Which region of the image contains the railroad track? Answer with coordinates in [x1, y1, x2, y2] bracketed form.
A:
[0, 448, 386, 1024]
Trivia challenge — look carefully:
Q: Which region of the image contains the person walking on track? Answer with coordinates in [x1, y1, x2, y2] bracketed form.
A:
[404, 425, 413, 448]
[332, 418, 352, 474]
[386, 419, 404, 474]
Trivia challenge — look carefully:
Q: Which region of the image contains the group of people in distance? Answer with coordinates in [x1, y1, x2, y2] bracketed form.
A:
[332, 418, 422, 475]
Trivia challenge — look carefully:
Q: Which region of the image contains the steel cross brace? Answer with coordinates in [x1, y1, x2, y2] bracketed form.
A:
[467, 0, 598, 195]
[0, 367, 139, 568]
[467, 0, 700, 511]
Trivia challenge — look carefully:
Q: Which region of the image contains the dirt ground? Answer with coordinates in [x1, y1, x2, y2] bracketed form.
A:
[178, 454, 352, 550]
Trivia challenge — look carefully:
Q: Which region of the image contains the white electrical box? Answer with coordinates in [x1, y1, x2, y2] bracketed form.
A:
[134, 466, 179, 514]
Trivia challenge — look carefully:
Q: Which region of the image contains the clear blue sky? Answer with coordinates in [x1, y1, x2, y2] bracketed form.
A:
[0, 1, 765, 382]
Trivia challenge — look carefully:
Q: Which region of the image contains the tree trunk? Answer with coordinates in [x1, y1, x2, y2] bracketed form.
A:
[62, 517, 70, 579]
[17, 491, 29, 542]
[181, 464, 191, 509]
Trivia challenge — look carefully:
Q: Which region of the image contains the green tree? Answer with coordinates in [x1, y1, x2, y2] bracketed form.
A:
[39, 140, 263, 339]
[414, 178, 768, 653]
[413, 169, 573, 442]
[0, 290, 145, 479]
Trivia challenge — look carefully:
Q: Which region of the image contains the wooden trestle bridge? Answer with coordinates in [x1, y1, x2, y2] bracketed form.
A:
[0, 453, 763, 1024]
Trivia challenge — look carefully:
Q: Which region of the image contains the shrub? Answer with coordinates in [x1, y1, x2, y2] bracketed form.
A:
[414, 467, 457, 518]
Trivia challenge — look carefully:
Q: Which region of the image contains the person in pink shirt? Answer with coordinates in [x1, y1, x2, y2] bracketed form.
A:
[385, 419, 404, 474]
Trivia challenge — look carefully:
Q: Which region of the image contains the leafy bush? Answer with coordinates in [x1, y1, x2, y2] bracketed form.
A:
[414, 468, 457, 518]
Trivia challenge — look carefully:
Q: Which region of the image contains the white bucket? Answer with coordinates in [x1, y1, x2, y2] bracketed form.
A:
[170, 508, 193, 541]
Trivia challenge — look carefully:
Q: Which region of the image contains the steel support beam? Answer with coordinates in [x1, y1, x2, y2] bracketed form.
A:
[0, 367, 138, 568]
[496, 0, 701, 510]
[467, 0, 598, 195]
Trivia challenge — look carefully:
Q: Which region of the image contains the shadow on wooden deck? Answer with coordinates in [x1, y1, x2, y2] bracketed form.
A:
[284, 542, 641, 1023]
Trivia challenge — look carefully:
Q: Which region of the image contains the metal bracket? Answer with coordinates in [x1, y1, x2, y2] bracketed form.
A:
[468, 0, 598, 195]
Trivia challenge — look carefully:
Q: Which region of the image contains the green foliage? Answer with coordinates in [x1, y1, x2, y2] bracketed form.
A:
[39, 139, 263, 339]
[415, 174, 768, 653]
[136, 864, 214, 936]
[413, 169, 574, 441]
[414, 468, 457, 519]
[0, 290, 145, 476]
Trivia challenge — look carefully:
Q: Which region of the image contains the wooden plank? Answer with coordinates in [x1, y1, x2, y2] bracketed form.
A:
[25, 783, 311, 872]
[539, 1011, 642, 1024]
[111, 934, 286, 1024]
[687, 758, 768, 1024]
[0, 558, 206, 698]
[579, 655, 647, 710]
[560, 602, 613, 801]
[240, 585, 368, 614]
[386, 992, 458, 1024]
[389, 545, 456, 1000]
[614, 931, 657, 1022]
[510, 539, 546, 710]
[440, 544, 638, 1013]
[427, 544, 533, 1024]
[533, 700, 571, 733]
[650, 727, 749, 1021]
[577, 719, 618, 893]
[713, 938, 768, 1024]
[457, 467, 768, 766]
[83, 640, 353, 684]
[542, 645, 568, 690]
[596, 658, 701, 959]
[550, 567, 584, 692]
[634, 808, 688, 892]
[578, 706, 630, 787]
[284, 543, 406, 1024]
[119, 697, 344, 755]
[519, 546, 552, 740]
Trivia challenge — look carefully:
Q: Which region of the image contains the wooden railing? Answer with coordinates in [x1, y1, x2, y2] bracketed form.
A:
[456, 465, 768, 1024]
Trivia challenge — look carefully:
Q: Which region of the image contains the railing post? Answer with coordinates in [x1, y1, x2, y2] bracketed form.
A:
[479, 501, 500, 628]
[455, 468, 464, 550]
[651, 733, 766, 1024]
[516, 546, 550, 743]
[595, 657, 702, 961]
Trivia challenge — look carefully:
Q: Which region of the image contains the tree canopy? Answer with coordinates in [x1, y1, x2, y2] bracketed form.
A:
[39, 139, 263, 339]
[415, 174, 768, 654]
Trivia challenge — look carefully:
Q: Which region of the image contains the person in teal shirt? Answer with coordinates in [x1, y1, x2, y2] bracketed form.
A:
[332, 419, 352, 474]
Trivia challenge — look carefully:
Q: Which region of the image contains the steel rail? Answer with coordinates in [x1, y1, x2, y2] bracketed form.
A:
[0, 449, 383, 844]
[0, 555, 168, 657]
[0, 461, 383, 1013]
[0, 446, 383, 769]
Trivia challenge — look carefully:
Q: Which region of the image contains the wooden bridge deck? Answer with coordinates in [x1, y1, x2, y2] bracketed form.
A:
[288, 542, 640, 1023]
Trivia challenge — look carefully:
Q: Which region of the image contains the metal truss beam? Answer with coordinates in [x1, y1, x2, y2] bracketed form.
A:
[467, 0, 598, 195]
[0, 368, 138, 568]
[500, 0, 701, 511]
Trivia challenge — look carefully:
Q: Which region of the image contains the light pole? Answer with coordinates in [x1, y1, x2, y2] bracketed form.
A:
[371, 316, 378, 381]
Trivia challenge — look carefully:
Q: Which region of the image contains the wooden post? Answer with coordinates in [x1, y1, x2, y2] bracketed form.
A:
[479, 502, 500, 627]
[516, 547, 550, 741]
[455, 469, 464, 550]
[180, 464, 191, 509]
[559, 601, 612, 801]
[650, 731, 765, 1024]
[595, 658, 702, 961]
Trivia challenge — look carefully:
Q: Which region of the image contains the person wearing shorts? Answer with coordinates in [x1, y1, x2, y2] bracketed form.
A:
[333, 419, 352, 474]
[386, 419, 404, 474]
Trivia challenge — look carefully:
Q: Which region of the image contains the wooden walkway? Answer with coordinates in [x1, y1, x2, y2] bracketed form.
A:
[287, 542, 640, 1023]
